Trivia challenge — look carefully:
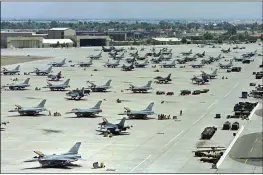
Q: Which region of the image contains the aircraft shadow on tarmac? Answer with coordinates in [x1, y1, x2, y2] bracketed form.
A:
[97, 131, 131, 136]
[22, 164, 82, 170]
[64, 98, 88, 101]
[117, 116, 155, 120]
[7, 114, 47, 118]
[65, 115, 103, 119]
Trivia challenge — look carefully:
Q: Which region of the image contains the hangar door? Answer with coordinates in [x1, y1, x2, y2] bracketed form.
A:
[79, 39, 106, 47]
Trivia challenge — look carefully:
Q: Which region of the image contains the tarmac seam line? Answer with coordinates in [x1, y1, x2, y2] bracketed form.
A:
[163, 130, 184, 147]
[207, 100, 218, 109]
[129, 154, 152, 172]
[223, 82, 239, 98]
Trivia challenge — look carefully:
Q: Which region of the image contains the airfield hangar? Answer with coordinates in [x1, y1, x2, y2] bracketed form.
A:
[1, 28, 110, 48]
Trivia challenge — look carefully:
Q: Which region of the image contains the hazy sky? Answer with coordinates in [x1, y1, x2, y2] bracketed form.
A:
[1, 2, 262, 20]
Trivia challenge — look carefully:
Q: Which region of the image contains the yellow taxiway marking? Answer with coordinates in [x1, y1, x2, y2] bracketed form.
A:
[244, 159, 248, 164]
[254, 138, 258, 143]
[250, 148, 254, 152]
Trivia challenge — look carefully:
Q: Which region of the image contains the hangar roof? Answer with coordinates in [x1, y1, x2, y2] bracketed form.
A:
[42, 39, 73, 44]
[152, 37, 182, 42]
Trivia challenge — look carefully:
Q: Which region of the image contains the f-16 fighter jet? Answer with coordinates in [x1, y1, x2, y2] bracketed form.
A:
[242, 50, 257, 58]
[180, 49, 193, 56]
[121, 62, 135, 71]
[65, 101, 102, 117]
[75, 59, 93, 67]
[86, 80, 112, 92]
[221, 48, 231, 53]
[154, 73, 172, 84]
[97, 117, 132, 135]
[191, 62, 205, 68]
[135, 60, 149, 68]
[112, 52, 125, 60]
[159, 60, 176, 68]
[195, 51, 205, 58]
[219, 59, 233, 69]
[127, 81, 153, 93]
[201, 69, 218, 79]
[118, 102, 154, 119]
[102, 46, 114, 52]
[104, 59, 121, 68]
[8, 99, 47, 116]
[24, 142, 84, 168]
[48, 58, 66, 67]
[30, 66, 52, 76]
[2, 78, 30, 90]
[191, 76, 209, 85]
[88, 51, 102, 60]
[65, 87, 85, 100]
[44, 79, 70, 91]
[47, 71, 63, 81]
[1, 65, 20, 75]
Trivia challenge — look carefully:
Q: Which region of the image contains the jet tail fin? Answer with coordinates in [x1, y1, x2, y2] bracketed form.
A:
[167, 73, 171, 79]
[15, 65, 20, 70]
[144, 102, 154, 111]
[23, 78, 30, 84]
[119, 117, 126, 127]
[61, 58, 66, 65]
[93, 101, 102, 109]
[63, 79, 70, 86]
[146, 81, 152, 87]
[105, 80, 112, 86]
[213, 69, 218, 75]
[34, 151, 45, 157]
[37, 99, 47, 108]
[68, 142, 81, 154]
[47, 66, 53, 73]
[189, 49, 192, 53]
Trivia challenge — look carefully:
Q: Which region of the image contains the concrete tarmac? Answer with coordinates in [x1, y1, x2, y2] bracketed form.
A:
[1, 43, 262, 173]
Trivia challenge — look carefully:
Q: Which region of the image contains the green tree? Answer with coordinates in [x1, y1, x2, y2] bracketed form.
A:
[203, 32, 214, 40]
[181, 37, 187, 44]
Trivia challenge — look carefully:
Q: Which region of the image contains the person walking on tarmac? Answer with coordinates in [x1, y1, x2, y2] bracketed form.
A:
[180, 110, 183, 116]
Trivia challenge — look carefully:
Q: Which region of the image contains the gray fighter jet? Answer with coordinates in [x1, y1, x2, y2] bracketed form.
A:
[47, 71, 62, 81]
[44, 79, 70, 91]
[191, 62, 205, 68]
[128, 81, 153, 93]
[97, 117, 132, 135]
[219, 59, 233, 69]
[2, 78, 30, 90]
[180, 49, 193, 56]
[191, 76, 209, 85]
[86, 80, 112, 92]
[159, 60, 176, 68]
[76, 59, 93, 67]
[30, 66, 52, 76]
[118, 102, 154, 119]
[112, 52, 125, 60]
[8, 99, 47, 116]
[121, 61, 135, 71]
[154, 73, 172, 84]
[24, 142, 83, 168]
[221, 48, 231, 53]
[48, 58, 66, 67]
[65, 87, 85, 100]
[104, 59, 121, 68]
[88, 51, 102, 60]
[1, 65, 20, 75]
[195, 51, 205, 58]
[135, 60, 149, 68]
[65, 101, 102, 117]
[201, 69, 218, 79]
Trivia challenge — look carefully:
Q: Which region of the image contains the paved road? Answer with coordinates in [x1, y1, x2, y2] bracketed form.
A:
[229, 132, 263, 167]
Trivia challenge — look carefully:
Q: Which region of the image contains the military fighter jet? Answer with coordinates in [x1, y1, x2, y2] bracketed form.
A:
[102, 46, 114, 52]
[65, 101, 102, 117]
[209, 54, 222, 62]
[180, 49, 193, 56]
[1, 65, 20, 75]
[154, 73, 172, 84]
[127, 81, 152, 93]
[44, 79, 70, 91]
[195, 51, 205, 58]
[30, 66, 52, 76]
[47, 71, 62, 81]
[118, 102, 154, 119]
[104, 59, 121, 68]
[48, 58, 66, 67]
[191, 62, 205, 68]
[135, 60, 149, 68]
[201, 69, 218, 79]
[65, 87, 85, 100]
[219, 59, 233, 69]
[86, 80, 112, 92]
[121, 62, 135, 71]
[112, 52, 125, 60]
[76, 59, 93, 67]
[221, 48, 231, 53]
[159, 60, 176, 68]
[242, 50, 257, 58]
[88, 51, 102, 60]
[8, 99, 47, 116]
[97, 117, 132, 135]
[191, 76, 209, 85]
[2, 78, 30, 90]
[24, 142, 83, 168]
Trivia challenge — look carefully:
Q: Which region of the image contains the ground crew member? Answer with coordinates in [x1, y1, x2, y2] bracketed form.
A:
[180, 110, 182, 116]
[49, 110, 51, 116]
